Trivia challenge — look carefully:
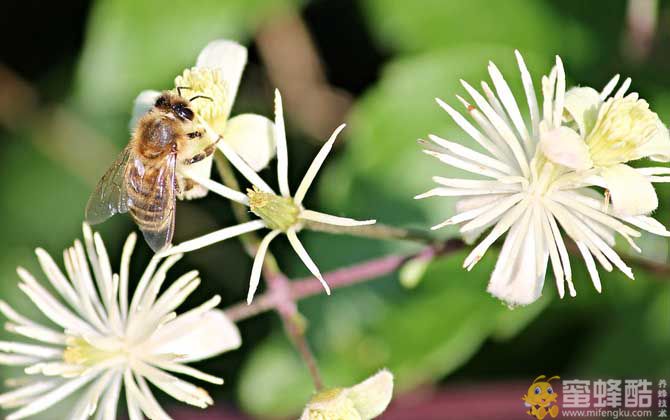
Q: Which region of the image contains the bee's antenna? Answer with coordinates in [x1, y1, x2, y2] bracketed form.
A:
[176, 86, 192, 97]
[189, 95, 214, 103]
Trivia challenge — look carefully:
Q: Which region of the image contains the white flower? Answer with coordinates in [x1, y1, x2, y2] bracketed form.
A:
[418, 51, 670, 306]
[540, 74, 670, 215]
[131, 39, 276, 200]
[0, 224, 241, 420]
[161, 89, 376, 303]
[299, 370, 394, 420]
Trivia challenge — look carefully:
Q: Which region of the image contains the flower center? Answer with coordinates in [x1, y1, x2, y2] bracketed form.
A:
[63, 336, 124, 367]
[174, 67, 228, 125]
[247, 187, 300, 232]
[307, 388, 361, 420]
[586, 95, 659, 166]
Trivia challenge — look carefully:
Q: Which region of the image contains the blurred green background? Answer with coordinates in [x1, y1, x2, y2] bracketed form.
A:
[1, 0, 669, 419]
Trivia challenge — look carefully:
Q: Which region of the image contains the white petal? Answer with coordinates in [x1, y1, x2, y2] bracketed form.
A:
[553, 56, 566, 131]
[7, 374, 96, 420]
[461, 79, 530, 176]
[514, 50, 540, 140]
[563, 86, 601, 136]
[161, 219, 266, 256]
[600, 74, 620, 100]
[196, 39, 247, 118]
[348, 369, 394, 419]
[0, 381, 57, 407]
[294, 124, 347, 205]
[633, 119, 670, 162]
[286, 229, 330, 295]
[223, 113, 276, 171]
[178, 167, 249, 204]
[435, 98, 503, 158]
[150, 309, 241, 363]
[487, 206, 547, 306]
[129, 90, 161, 130]
[248, 230, 281, 304]
[576, 241, 602, 292]
[300, 209, 375, 227]
[274, 89, 291, 197]
[540, 125, 593, 170]
[601, 164, 658, 216]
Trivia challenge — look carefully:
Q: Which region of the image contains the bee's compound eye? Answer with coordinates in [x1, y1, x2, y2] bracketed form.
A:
[547, 387, 553, 394]
[173, 104, 194, 121]
[535, 387, 542, 395]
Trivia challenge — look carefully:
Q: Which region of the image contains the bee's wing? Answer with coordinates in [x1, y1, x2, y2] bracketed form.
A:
[135, 153, 177, 252]
[85, 146, 133, 224]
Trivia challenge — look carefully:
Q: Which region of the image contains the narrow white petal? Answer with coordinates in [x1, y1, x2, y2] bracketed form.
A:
[422, 149, 507, 179]
[463, 198, 528, 270]
[600, 74, 620, 100]
[119, 232, 136, 321]
[539, 208, 565, 298]
[274, 89, 291, 197]
[161, 219, 266, 256]
[620, 215, 670, 237]
[148, 358, 223, 384]
[286, 229, 330, 294]
[7, 374, 96, 420]
[0, 381, 57, 407]
[435, 98, 502, 157]
[123, 370, 172, 420]
[460, 193, 525, 233]
[16, 268, 96, 335]
[34, 248, 80, 310]
[294, 124, 347, 205]
[461, 79, 530, 176]
[248, 230, 281, 304]
[428, 134, 512, 174]
[179, 168, 249, 204]
[553, 56, 566, 129]
[614, 77, 632, 98]
[487, 206, 547, 305]
[98, 373, 122, 420]
[133, 360, 212, 408]
[488, 61, 532, 154]
[576, 241, 602, 292]
[515, 50, 540, 140]
[300, 209, 375, 227]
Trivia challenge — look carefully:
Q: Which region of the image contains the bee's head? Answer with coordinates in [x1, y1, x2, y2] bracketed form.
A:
[155, 92, 194, 121]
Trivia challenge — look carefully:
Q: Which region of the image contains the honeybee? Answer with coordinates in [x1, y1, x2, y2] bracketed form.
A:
[85, 91, 218, 252]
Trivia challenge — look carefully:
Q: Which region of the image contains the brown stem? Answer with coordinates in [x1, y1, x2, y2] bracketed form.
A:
[224, 239, 465, 322]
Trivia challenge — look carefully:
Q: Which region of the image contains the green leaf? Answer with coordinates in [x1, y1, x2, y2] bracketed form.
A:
[237, 251, 550, 417]
[361, 0, 591, 63]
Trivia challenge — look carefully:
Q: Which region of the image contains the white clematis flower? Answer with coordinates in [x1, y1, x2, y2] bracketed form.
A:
[131, 39, 276, 200]
[540, 74, 670, 216]
[0, 224, 241, 420]
[161, 89, 376, 304]
[299, 370, 394, 420]
[418, 51, 670, 306]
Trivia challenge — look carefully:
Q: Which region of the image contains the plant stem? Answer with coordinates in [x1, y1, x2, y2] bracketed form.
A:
[224, 239, 465, 322]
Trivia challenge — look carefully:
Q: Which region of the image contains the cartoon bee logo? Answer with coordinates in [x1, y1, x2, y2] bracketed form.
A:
[522, 375, 560, 420]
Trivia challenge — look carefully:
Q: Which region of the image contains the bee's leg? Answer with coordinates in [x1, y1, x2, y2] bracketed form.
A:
[187, 131, 202, 139]
[182, 135, 223, 165]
